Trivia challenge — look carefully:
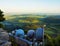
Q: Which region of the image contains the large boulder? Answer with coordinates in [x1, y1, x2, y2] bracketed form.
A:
[35, 28, 44, 41]
[27, 30, 35, 39]
[0, 28, 9, 40]
[15, 29, 25, 38]
[0, 42, 11, 46]
[0, 28, 11, 46]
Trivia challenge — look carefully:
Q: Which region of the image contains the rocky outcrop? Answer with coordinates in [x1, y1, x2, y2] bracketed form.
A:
[0, 28, 11, 46]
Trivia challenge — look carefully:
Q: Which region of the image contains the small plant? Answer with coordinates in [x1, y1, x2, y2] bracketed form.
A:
[55, 35, 60, 46]
[44, 34, 54, 46]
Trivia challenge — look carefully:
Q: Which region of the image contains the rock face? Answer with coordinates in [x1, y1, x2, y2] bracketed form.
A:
[0, 28, 11, 46]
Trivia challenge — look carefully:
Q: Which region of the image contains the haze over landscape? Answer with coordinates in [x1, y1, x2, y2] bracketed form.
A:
[0, 0, 60, 15]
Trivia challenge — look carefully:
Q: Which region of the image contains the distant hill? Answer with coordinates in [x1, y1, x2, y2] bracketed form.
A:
[42, 15, 60, 36]
[42, 15, 60, 24]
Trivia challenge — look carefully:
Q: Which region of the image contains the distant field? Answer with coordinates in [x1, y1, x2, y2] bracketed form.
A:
[4, 14, 45, 20]
[4, 14, 60, 37]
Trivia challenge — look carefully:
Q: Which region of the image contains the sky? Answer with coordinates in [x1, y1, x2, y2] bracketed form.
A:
[0, 0, 60, 14]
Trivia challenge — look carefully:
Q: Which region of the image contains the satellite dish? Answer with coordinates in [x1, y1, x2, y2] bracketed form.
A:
[15, 29, 25, 38]
[35, 28, 44, 41]
[27, 30, 35, 39]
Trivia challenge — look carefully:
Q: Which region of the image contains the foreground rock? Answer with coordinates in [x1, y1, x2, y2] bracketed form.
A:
[0, 28, 11, 46]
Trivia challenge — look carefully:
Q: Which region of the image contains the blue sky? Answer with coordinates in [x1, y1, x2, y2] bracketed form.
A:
[0, 0, 60, 14]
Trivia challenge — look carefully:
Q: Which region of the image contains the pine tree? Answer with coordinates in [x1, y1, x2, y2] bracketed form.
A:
[0, 10, 5, 28]
[0, 10, 5, 22]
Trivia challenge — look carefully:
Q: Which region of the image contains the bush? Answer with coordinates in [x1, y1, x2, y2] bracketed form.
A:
[0, 23, 3, 28]
[55, 35, 60, 46]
